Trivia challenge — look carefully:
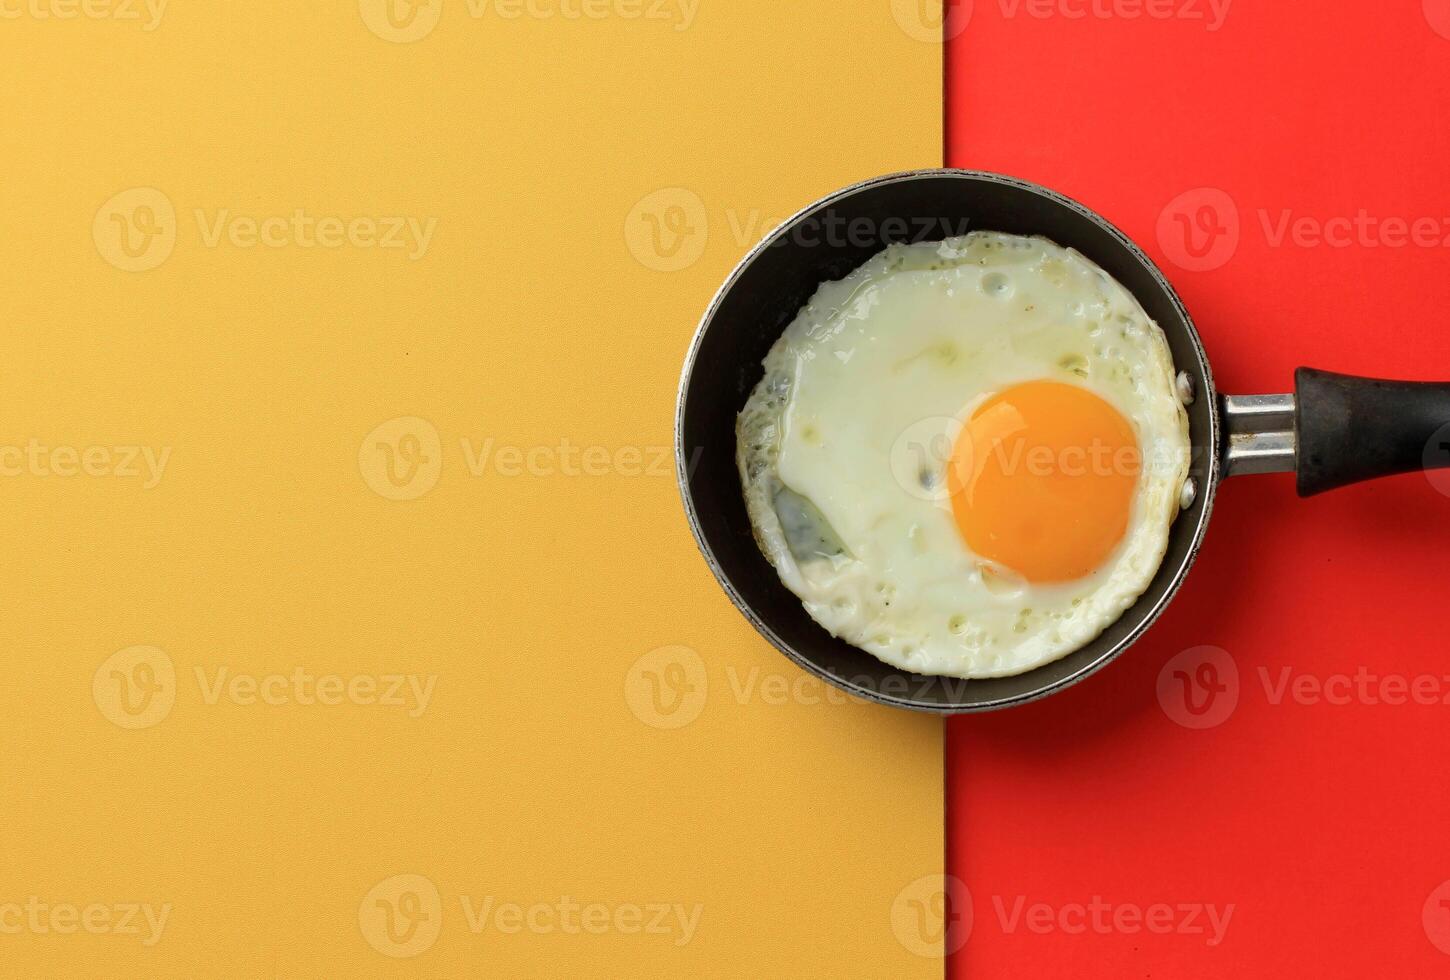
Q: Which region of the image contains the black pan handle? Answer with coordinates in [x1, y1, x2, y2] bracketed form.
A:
[1220, 369, 1450, 495]
[1295, 368, 1450, 496]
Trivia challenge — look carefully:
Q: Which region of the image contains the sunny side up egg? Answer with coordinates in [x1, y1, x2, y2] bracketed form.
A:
[736, 232, 1192, 680]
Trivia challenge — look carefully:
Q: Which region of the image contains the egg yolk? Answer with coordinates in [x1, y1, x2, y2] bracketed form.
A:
[947, 380, 1140, 584]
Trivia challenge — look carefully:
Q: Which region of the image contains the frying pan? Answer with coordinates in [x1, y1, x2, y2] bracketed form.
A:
[675, 169, 1450, 713]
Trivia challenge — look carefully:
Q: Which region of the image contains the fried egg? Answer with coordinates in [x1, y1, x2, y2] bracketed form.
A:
[737, 232, 1191, 679]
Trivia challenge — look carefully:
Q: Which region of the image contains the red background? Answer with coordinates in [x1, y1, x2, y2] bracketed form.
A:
[945, 1, 1450, 976]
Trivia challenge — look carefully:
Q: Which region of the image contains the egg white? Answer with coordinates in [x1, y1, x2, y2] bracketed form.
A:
[736, 232, 1191, 679]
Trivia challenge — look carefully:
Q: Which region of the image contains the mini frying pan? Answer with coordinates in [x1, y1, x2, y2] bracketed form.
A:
[675, 169, 1450, 713]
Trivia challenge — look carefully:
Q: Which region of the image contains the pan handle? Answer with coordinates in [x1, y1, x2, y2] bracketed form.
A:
[1221, 369, 1450, 495]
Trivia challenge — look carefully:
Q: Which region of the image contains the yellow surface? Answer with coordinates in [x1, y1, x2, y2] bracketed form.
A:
[0, 1, 944, 975]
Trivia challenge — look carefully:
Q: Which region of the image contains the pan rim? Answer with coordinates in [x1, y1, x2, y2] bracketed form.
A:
[674, 167, 1221, 714]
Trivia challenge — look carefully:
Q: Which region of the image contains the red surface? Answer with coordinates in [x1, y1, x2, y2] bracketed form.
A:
[945, 2, 1450, 976]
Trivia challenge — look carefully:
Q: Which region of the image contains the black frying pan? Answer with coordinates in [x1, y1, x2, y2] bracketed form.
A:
[675, 169, 1450, 713]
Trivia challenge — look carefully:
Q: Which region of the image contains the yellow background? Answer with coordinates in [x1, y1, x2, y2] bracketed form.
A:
[0, 0, 944, 975]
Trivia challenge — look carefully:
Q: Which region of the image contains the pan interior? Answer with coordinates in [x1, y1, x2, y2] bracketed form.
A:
[677, 171, 1218, 712]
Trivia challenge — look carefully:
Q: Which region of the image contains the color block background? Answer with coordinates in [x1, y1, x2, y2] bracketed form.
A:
[0, 2, 944, 975]
[947, 1, 1450, 976]
[19, 1, 1443, 975]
